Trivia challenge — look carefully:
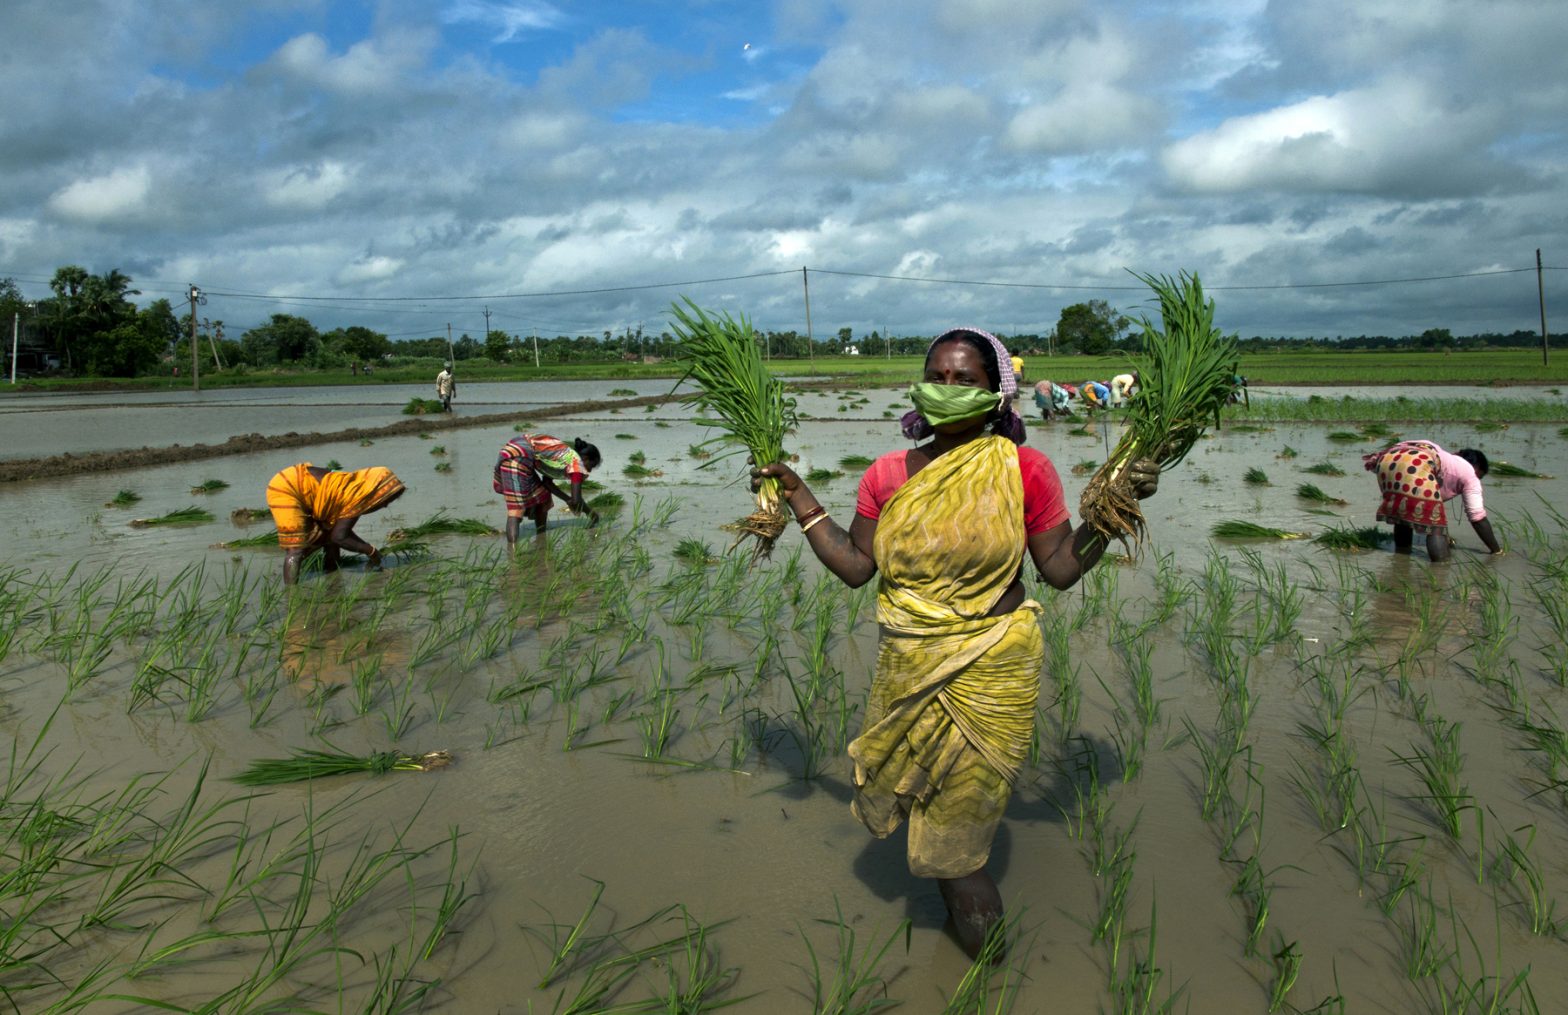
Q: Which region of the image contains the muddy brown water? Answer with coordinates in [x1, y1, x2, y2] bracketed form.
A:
[4, 389, 1568, 1011]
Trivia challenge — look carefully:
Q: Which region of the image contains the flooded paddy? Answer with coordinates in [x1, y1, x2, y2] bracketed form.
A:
[4, 386, 1568, 1012]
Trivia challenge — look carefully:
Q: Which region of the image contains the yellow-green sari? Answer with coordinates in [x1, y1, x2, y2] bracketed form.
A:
[849, 435, 1044, 879]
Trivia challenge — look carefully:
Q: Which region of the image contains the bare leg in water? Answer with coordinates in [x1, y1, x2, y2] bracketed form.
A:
[939, 868, 1004, 959]
[1393, 522, 1413, 553]
[1427, 530, 1451, 562]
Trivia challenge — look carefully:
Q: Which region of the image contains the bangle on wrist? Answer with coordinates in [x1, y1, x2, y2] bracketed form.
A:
[796, 505, 826, 527]
[801, 512, 830, 534]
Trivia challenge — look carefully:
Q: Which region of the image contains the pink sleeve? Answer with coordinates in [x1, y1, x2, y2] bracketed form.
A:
[1436, 448, 1486, 521]
[1018, 447, 1070, 534]
[855, 452, 909, 519]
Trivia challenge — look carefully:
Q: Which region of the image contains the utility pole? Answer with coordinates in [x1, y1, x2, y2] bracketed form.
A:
[801, 267, 814, 372]
[483, 306, 492, 345]
[531, 329, 540, 368]
[188, 284, 202, 392]
[446, 322, 455, 365]
[10, 304, 28, 384]
[1539, 249, 1550, 367]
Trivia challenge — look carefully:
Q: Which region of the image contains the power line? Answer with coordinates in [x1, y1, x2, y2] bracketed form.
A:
[199, 269, 799, 303]
[811, 266, 1557, 291]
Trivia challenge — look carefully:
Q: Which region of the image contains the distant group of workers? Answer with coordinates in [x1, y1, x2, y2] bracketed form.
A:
[1026, 371, 1139, 421]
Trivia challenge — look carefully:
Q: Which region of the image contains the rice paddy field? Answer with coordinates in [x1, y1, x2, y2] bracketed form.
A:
[4, 383, 1568, 1013]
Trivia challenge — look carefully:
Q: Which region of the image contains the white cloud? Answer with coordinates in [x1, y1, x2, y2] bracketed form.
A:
[269, 31, 430, 94]
[264, 162, 353, 210]
[336, 256, 404, 285]
[1161, 79, 1503, 196]
[47, 165, 153, 223]
[442, 0, 565, 43]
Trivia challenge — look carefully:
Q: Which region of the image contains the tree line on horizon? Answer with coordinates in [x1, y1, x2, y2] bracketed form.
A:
[1, 268, 1555, 379]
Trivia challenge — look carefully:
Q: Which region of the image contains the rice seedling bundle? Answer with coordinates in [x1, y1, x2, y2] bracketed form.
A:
[668, 297, 798, 560]
[623, 462, 660, 479]
[1278, 446, 1298, 459]
[231, 748, 453, 786]
[218, 529, 281, 548]
[629, 450, 647, 465]
[608, 388, 637, 396]
[1211, 520, 1309, 540]
[1296, 483, 1347, 506]
[1474, 421, 1508, 432]
[615, 433, 638, 440]
[1302, 462, 1345, 476]
[190, 479, 230, 494]
[839, 454, 875, 470]
[388, 513, 499, 541]
[1490, 461, 1551, 479]
[403, 398, 446, 415]
[1559, 426, 1568, 438]
[1244, 467, 1269, 486]
[107, 489, 141, 507]
[433, 462, 453, 473]
[430, 445, 447, 456]
[131, 506, 215, 528]
[1315, 526, 1384, 550]
[1226, 423, 1273, 433]
[1079, 271, 1240, 545]
[674, 538, 718, 565]
[1359, 422, 1395, 437]
[1071, 459, 1098, 475]
[805, 467, 841, 483]
[1326, 431, 1363, 443]
[1068, 425, 1095, 437]
[586, 491, 625, 514]
[324, 459, 342, 470]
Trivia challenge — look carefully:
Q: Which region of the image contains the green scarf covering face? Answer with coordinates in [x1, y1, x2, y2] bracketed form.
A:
[907, 382, 1001, 428]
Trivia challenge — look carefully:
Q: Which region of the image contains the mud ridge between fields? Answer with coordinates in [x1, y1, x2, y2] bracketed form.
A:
[0, 395, 675, 483]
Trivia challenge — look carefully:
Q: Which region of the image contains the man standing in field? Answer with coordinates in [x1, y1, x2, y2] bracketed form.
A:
[435, 362, 456, 412]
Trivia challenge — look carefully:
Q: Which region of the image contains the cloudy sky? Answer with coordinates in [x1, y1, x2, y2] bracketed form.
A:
[1, 0, 1564, 343]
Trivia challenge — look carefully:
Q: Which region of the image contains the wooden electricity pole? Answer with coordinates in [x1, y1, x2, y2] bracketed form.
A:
[801, 266, 814, 372]
[1539, 249, 1550, 367]
[188, 284, 201, 392]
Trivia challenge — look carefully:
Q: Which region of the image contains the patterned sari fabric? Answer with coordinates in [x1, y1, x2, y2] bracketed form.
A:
[850, 436, 1043, 879]
[493, 434, 587, 517]
[265, 464, 405, 549]
[1363, 440, 1446, 535]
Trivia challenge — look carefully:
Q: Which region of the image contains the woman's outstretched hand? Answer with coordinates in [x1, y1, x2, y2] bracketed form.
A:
[1128, 458, 1160, 500]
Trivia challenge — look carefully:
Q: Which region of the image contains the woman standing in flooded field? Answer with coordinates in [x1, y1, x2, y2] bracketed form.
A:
[1362, 440, 1502, 561]
[493, 433, 603, 543]
[755, 328, 1159, 958]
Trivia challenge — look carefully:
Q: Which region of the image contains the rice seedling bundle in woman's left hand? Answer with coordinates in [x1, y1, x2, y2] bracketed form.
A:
[669, 297, 798, 560]
[1080, 271, 1240, 546]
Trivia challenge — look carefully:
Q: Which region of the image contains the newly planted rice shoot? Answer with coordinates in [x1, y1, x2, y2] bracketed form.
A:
[669, 297, 798, 559]
[402, 397, 446, 415]
[107, 489, 141, 507]
[1302, 462, 1346, 476]
[1297, 483, 1347, 506]
[1278, 446, 1298, 459]
[1244, 467, 1269, 486]
[1211, 521, 1309, 540]
[1315, 527, 1384, 550]
[1080, 271, 1240, 545]
[131, 506, 215, 527]
[674, 538, 718, 566]
[230, 747, 454, 785]
[1490, 461, 1551, 479]
[387, 513, 499, 540]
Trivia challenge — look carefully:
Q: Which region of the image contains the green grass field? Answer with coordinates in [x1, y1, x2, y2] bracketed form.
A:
[7, 347, 1566, 394]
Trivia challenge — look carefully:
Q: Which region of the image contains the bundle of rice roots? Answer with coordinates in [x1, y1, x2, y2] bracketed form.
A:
[1079, 271, 1240, 546]
[231, 748, 453, 786]
[669, 297, 798, 560]
[1211, 520, 1309, 540]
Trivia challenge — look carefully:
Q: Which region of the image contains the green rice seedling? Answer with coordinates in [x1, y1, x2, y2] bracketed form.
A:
[1302, 461, 1346, 476]
[1360, 422, 1395, 437]
[1315, 526, 1383, 550]
[230, 506, 269, 523]
[1210, 520, 1309, 540]
[1490, 461, 1550, 478]
[130, 506, 214, 527]
[805, 467, 842, 483]
[670, 297, 798, 559]
[687, 443, 713, 460]
[387, 513, 498, 540]
[107, 489, 141, 507]
[434, 461, 453, 472]
[1391, 717, 1470, 840]
[1080, 271, 1238, 545]
[1226, 423, 1272, 433]
[1071, 459, 1099, 475]
[674, 538, 718, 566]
[1243, 467, 1269, 485]
[402, 397, 446, 414]
[940, 912, 1026, 1013]
[839, 454, 875, 470]
[1268, 939, 1302, 1013]
[799, 898, 912, 1015]
[1277, 446, 1298, 459]
[323, 458, 342, 470]
[190, 478, 230, 494]
[231, 747, 453, 785]
[1296, 483, 1347, 506]
[629, 449, 648, 465]
[218, 529, 280, 548]
[429, 444, 446, 456]
[608, 387, 637, 396]
[1492, 824, 1560, 936]
[1325, 431, 1362, 442]
[623, 462, 661, 479]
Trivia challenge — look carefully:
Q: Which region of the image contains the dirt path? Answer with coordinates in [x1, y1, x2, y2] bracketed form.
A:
[0, 395, 673, 483]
